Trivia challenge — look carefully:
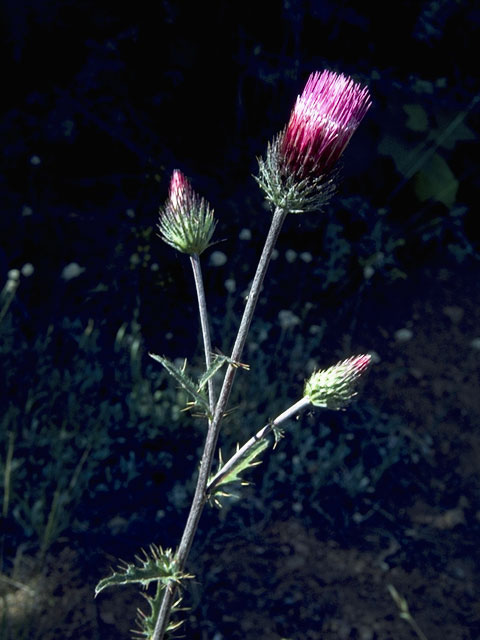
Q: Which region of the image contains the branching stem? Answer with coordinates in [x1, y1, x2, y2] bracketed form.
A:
[152, 206, 288, 640]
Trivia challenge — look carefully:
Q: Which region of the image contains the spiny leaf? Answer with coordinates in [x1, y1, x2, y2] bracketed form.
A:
[213, 349, 251, 370]
[197, 354, 229, 391]
[272, 424, 284, 448]
[208, 436, 270, 506]
[226, 438, 270, 482]
[134, 590, 186, 639]
[149, 354, 210, 416]
[95, 545, 187, 597]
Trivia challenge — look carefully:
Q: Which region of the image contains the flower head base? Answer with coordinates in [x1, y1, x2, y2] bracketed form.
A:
[158, 170, 216, 255]
[304, 354, 371, 410]
[257, 70, 371, 213]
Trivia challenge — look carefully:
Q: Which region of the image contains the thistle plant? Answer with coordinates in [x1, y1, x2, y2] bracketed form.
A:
[257, 70, 371, 213]
[95, 69, 372, 639]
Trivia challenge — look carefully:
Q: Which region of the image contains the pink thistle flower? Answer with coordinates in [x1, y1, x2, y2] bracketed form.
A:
[280, 71, 371, 181]
[158, 170, 216, 255]
[257, 70, 371, 212]
[304, 353, 372, 410]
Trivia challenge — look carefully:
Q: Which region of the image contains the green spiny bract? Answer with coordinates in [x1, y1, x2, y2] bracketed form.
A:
[158, 170, 216, 255]
[304, 354, 371, 410]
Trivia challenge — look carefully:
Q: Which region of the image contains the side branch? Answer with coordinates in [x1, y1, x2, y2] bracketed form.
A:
[207, 396, 311, 497]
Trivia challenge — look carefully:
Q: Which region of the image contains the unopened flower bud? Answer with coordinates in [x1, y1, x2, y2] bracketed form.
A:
[257, 70, 371, 213]
[304, 354, 371, 410]
[158, 170, 216, 255]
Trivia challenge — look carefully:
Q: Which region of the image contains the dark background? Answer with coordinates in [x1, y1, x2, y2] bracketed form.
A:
[1, 1, 479, 639]
[2, 0, 478, 337]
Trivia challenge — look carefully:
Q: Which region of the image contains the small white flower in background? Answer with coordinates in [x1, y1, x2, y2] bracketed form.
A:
[285, 249, 297, 263]
[3, 270, 20, 295]
[278, 309, 300, 330]
[292, 502, 303, 514]
[209, 251, 227, 267]
[470, 338, 480, 351]
[238, 228, 251, 240]
[22, 206, 33, 217]
[224, 278, 236, 293]
[8, 269, 20, 282]
[21, 263, 34, 277]
[30, 155, 41, 166]
[300, 251, 313, 263]
[394, 328, 413, 343]
[363, 265, 375, 279]
[61, 262, 85, 281]
[271, 249, 279, 260]
[126, 208, 136, 219]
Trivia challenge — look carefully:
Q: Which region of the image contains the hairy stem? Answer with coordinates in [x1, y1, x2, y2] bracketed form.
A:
[152, 206, 288, 640]
[190, 253, 215, 413]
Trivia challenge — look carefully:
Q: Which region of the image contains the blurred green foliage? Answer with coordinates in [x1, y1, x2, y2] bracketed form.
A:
[1, 259, 432, 569]
[0, 299, 195, 563]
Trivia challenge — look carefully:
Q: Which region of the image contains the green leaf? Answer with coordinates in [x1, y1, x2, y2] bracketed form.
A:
[149, 354, 210, 416]
[95, 545, 184, 596]
[414, 153, 458, 207]
[197, 354, 229, 391]
[226, 438, 270, 483]
[135, 588, 185, 639]
[208, 436, 270, 505]
[404, 104, 428, 132]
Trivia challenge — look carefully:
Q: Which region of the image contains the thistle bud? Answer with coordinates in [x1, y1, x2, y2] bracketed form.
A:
[304, 354, 371, 410]
[158, 170, 216, 255]
[257, 70, 371, 213]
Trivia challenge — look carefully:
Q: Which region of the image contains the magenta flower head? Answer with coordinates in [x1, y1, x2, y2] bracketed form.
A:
[158, 170, 216, 255]
[257, 70, 371, 213]
[304, 354, 372, 410]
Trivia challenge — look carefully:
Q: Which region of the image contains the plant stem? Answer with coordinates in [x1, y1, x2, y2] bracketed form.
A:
[152, 206, 288, 640]
[190, 253, 215, 413]
[207, 396, 310, 496]
[406, 615, 429, 640]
